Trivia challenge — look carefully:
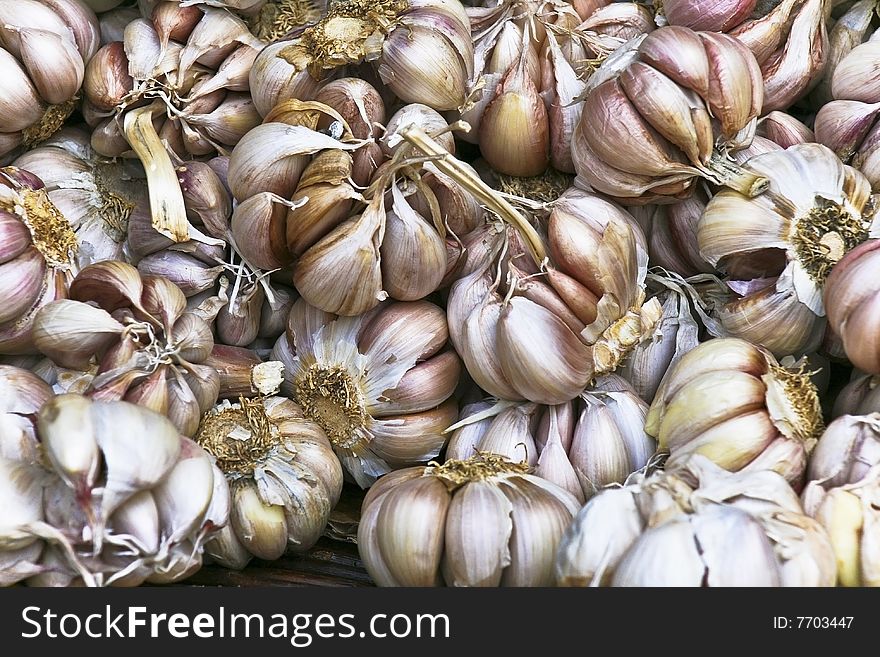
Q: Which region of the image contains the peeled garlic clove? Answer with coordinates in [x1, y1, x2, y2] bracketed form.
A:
[497, 297, 593, 405]
[32, 299, 125, 369]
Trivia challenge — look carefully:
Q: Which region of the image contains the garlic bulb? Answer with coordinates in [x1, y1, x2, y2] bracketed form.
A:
[13, 127, 147, 268]
[572, 25, 767, 204]
[555, 455, 835, 586]
[31, 261, 220, 437]
[824, 240, 880, 374]
[83, 5, 265, 244]
[1, 394, 228, 587]
[0, 0, 99, 159]
[267, 0, 472, 111]
[271, 297, 460, 487]
[411, 129, 661, 405]
[807, 414, 880, 488]
[646, 338, 823, 487]
[0, 167, 76, 355]
[449, 376, 656, 504]
[802, 463, 880, 586]
[698, 143, 880, 356]
[197, 395, 342, 568]
[358, 452, 580, 586]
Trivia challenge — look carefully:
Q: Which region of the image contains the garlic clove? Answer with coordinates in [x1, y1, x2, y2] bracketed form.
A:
[165, 368, 204, 437]
[479, 47, 549, 177]
[32, 299, 125, 370]
[139, 274, 187, 332]
[555, 486, 644, 586]
[478, 405, 538, 467]
[86, 399, 182, 519]
[357, 487, 403, 587]
[535, 416, 585, 505]
[655, 370, 767, 450]
[124, 368, 170, 417]
[371, 350, 461, 417]
[815, 487, 864, 586]
[0, 455, 44, 550]
[379, 186, 447, 302]
[152, 438, 216, 545]
[620, 61, 710, 166]
[569, 404, 632, 497]
[368, 400, 458, 468]
[611, 517, 706, 586]
[497, 297, 594, 405]
[691, 506, 781, 586]
[110, 490, 160, 555]
[0, 247, 46, 326]
[36, 392, 100, 495]
[294, 211, 385, 317]
[440, 479, 513, 587]
[171, 312, 215, 363]
[498, 476, 579, 586]
[217, 284, 264, 347]
[637, 25, 710, 98]
[375, 476, 450, 586]
[136, 251, 223, 297]
[230, 192, 292, 271]
[665, 410, 778, 471]
[230, 481, 289, 561]
[0, 47, 46, 133]
[70, 260, 146, 315]
[16, 26, 84, 106]
[814, 100, 880, 162]
[0, 210, 32, 265]
[459, 299, 524, 401]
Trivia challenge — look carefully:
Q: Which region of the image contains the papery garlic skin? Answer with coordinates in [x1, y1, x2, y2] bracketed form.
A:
[555, 455, 836, 587]
[699, 143, 880, 356]
[358, 452, 580, 587]
[197, 395, 343, 568]
[272, 298, 460, 488]
[646, 338, 823, 487]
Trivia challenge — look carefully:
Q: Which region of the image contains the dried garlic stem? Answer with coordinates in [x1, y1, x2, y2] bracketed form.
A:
[698, 150, 770, 198]
[399, 125, 548, 263]
[123, 105, 189, 243]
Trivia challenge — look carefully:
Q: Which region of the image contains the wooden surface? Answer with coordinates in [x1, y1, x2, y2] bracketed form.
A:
[185, 485, 374, 587]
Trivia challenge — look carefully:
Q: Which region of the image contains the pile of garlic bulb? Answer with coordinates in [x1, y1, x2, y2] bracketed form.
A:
[9, 0, 880, 590]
